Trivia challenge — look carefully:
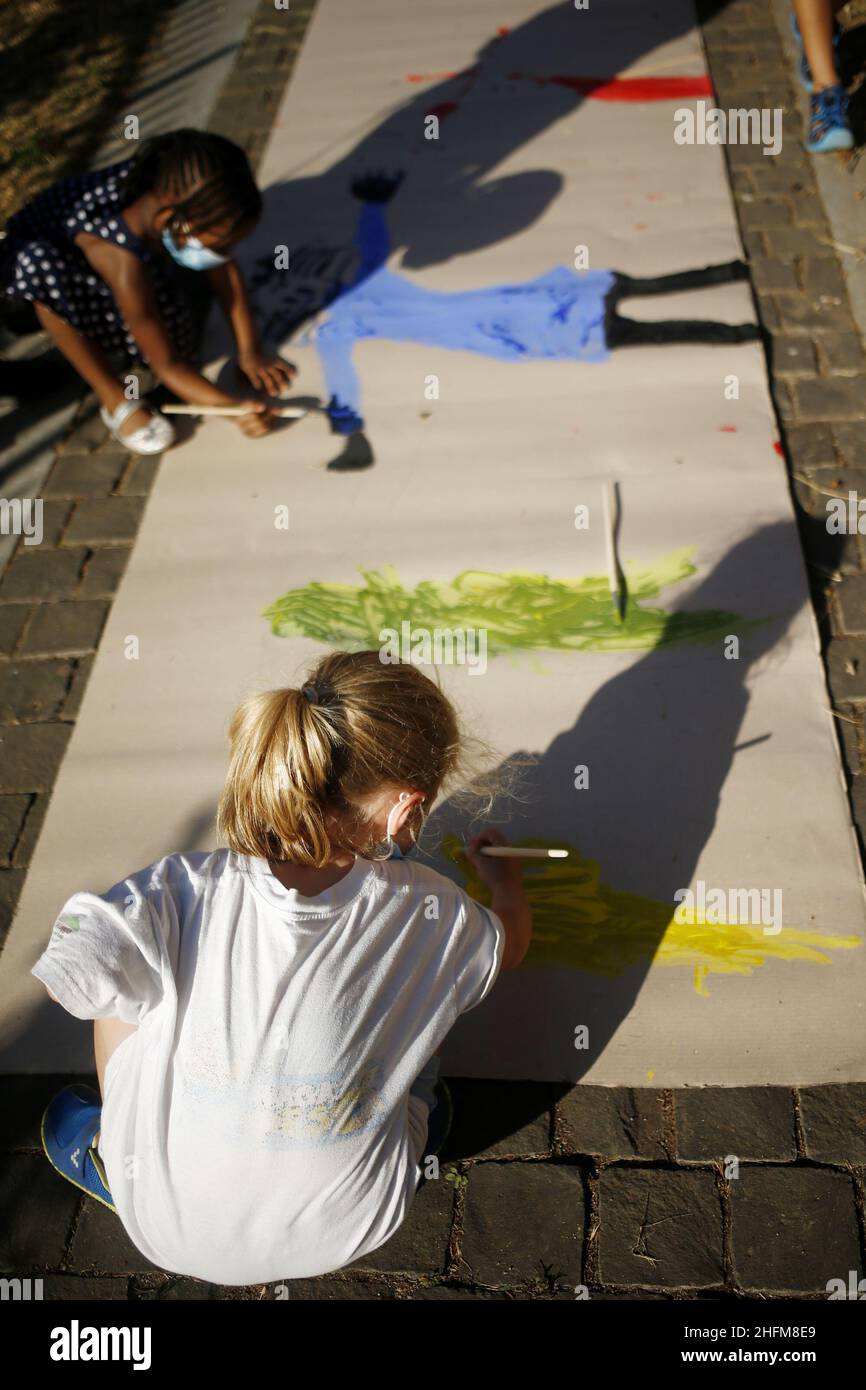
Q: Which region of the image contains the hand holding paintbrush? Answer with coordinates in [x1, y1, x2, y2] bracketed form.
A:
[160, 395, 315, 440]
[465, 829, 535, 969]
[162, 400, 309, 419]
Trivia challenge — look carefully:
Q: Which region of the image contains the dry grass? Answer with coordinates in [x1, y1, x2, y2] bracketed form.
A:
[0, 0, 178, 225]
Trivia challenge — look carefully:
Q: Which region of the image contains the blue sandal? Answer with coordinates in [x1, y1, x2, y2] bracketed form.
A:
[40, 1083, 116, 1212]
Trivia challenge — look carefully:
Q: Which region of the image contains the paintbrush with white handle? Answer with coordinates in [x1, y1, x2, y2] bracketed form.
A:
[479, 847, 569, 859]
[162, 402, 309, 418]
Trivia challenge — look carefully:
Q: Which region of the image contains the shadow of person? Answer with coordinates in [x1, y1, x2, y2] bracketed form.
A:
[242, 0, 736, 274]
[422, 519, 840, 1156]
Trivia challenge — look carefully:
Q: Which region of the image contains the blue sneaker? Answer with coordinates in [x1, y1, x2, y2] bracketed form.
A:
[791, 10, 842, 94]
[40, 1083, 116, 1212]
[806, 83, 854, 152]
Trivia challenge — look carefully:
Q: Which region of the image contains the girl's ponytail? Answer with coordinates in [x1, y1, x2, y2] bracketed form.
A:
[217, 649, 502, 868]
[217, 687, 346, 868]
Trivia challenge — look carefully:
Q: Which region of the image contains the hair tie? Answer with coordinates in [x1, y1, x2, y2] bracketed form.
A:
[301, 683, 319, 704]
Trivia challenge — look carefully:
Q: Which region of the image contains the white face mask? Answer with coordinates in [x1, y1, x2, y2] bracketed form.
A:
[161, 225, 229, 270]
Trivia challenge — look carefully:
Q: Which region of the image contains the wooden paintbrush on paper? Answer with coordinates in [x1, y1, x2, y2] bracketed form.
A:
[479, 847, 569, 859]
[162, 402, 309, 418]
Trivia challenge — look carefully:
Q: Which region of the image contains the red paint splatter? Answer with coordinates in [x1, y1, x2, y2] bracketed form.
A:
[719, 425, 737, 433]
[773, 441, 784, 456]
[405, 72, 714, 102]
[406, 71, 460, 83]
[508, 73, 714, 101]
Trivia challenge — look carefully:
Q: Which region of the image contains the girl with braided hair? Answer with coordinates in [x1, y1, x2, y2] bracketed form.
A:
[0, 128, 294, 452]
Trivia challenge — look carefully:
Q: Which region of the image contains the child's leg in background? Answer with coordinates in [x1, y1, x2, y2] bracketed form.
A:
[793, 0, 847, 90]
[94, 1017, 138, 1103]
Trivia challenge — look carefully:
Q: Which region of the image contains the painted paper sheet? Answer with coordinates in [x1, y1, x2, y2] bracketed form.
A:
[2, 0, 864, 1084]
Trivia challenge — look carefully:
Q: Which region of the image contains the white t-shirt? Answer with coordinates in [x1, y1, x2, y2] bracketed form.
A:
[31, 849, 505, 1285]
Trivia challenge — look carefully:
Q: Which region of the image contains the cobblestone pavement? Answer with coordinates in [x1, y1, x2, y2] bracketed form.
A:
[1, 0, 866, 1299]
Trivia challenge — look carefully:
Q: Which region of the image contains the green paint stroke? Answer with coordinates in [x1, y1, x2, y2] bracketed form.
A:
[263, 548, 763, 654]
[441, 835, 862, 997]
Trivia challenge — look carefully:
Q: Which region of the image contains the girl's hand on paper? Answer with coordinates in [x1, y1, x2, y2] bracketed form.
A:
[237, 349, 297, 395]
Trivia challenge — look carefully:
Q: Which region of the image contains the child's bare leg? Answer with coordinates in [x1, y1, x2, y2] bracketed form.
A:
[793, 0, 846, 90]
[33, 300, 157, 437]
[94, 1017, 138, 1103]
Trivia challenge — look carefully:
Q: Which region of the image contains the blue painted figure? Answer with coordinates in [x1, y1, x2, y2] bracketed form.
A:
[251, 173, 758, 470]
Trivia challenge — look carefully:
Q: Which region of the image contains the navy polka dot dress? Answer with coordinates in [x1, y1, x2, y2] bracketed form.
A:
[0, 155, 199, 365]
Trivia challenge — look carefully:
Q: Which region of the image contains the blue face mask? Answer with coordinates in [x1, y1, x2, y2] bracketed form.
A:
[161, 226, 229, 270]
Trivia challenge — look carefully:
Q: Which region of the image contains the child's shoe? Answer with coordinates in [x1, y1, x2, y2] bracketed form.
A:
[806, 84, 854, 152]
[40, 1083, 116, 1212]
[99, 398, 175, 455]
[791, 10, 842, 94]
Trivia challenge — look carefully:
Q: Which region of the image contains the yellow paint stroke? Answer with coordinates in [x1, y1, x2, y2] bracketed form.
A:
[440, 835, 862, 997]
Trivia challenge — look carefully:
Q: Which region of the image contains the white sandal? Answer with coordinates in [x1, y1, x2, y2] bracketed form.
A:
[99, 398, 175, 455]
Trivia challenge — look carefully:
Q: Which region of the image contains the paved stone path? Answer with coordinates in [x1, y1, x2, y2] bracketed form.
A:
[1, 0, 865, 1298]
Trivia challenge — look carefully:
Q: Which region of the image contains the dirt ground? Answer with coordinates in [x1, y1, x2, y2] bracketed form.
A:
[0, 0, 177, 225]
